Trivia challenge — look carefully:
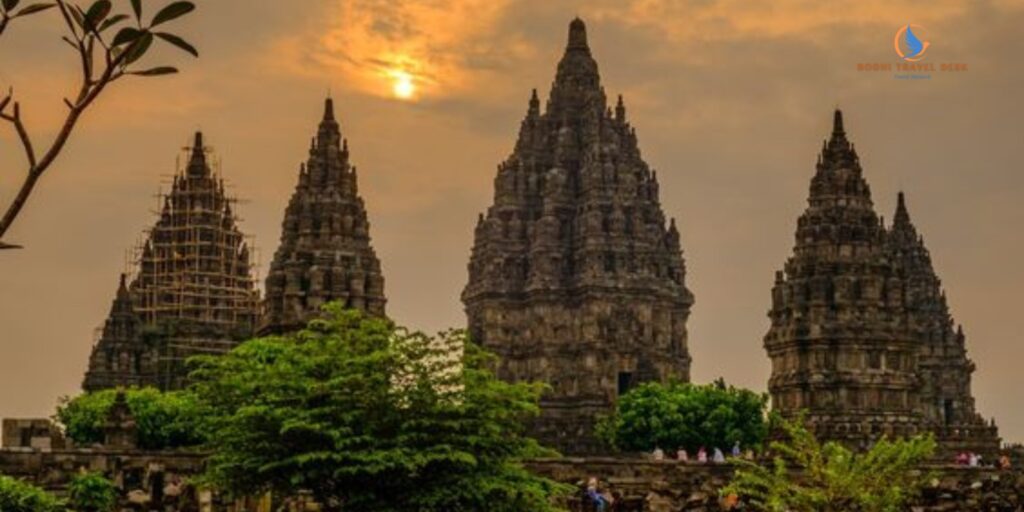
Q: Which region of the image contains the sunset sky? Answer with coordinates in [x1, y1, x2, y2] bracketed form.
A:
[2, 1, 1023, 440]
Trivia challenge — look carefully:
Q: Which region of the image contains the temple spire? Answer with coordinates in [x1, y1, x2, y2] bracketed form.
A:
[567, 17, 588, 52]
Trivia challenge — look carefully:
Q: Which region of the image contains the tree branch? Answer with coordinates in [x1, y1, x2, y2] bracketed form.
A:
[0, 3, 130, 241]
[0, 101, 37, 168]
[0, 0, 197, 247]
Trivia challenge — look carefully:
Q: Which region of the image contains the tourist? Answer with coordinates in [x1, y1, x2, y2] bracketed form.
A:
[652, 446, 665, 461]
[712, 447, 726, 463]
[956, 452, 969, 465]
[731, 441, 741, 458]
[677, 448, 689, 461]
[585, 477, 611, 512]
[968, 452, 979, 467]
[697, 446, 708, 463]
[999, 454, 1012, 470]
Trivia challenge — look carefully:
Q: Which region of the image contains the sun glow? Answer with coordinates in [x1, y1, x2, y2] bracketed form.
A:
[391, 70, 416, 100]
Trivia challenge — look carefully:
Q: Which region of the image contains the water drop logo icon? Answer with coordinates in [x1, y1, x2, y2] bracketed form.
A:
[894, 24, 931, 61]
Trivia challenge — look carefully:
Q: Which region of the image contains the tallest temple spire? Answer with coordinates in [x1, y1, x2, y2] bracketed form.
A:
[463, 19, 693, 454]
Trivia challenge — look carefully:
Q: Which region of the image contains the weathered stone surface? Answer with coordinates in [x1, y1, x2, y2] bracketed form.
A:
[765, 110, 998, 454]
[260, 98, 386, 335]
[83, 132, 259, 392]
[462, 18, 694, 454]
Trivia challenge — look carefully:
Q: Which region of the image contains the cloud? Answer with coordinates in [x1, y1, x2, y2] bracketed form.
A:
[588, 0, 971, 43]
[266, 0, 533, 100]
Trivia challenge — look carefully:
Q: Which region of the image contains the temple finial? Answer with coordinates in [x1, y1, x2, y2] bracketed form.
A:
[615, 94, 626, 122]
[187, 131, 208, 176]
[323, 97, 335, 122]
[833, 109, 844, 136]
[894, 190, 911, 227]
[567, 17, 588, 51]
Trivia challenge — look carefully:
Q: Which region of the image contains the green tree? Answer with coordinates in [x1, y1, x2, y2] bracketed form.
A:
[722, 416, 936, 512]
[597, 379, 768, 453]
[0, 0, 198, 248]
[56, 387, 205, 450]
[0, 474, 65, 512]
[68, 472, 117, 512]
[189, 305, 570, 512]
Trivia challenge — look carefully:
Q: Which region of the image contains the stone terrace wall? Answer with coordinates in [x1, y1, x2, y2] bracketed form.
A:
[3, 449, 1023, 511]
[526, 457, 1024, 511]
[0, 447, 211, 509]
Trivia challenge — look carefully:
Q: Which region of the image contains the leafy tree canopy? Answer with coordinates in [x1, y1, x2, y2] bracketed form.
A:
[0, 474, 65, 512]
[598, 379, 769, 453]
[723, 416, 937, 512]
[189, 305, 570, 512]
[68, 472, 117, 512]
[56, 387, 205, 450]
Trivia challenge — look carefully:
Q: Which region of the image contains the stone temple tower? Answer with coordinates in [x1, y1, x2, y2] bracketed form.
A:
[888, 191, 999, 454]
[766, 110, 999, 453]
[84, 132, 259, 391]
[260, 98, 386, 334]
[462, 18, 694, 454]
[765, 110, 924, 446]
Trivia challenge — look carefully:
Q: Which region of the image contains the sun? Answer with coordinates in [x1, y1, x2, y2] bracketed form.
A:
[391, 70, 415, 100]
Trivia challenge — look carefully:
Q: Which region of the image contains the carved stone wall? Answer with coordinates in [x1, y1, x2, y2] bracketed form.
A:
[462, 18, 693, 455]
[0, 447, 211, 510]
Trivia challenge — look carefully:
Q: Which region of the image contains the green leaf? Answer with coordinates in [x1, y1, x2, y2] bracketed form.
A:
[13, 2, 55, 17]
[111, 26, 142, 47]
[98, 13, 128, 32]
[155, 31, 197, 57]
[83, 0, 111, 29]
[2, 0, 20, 12]
[131, 66, 178, 76]
[129, 0, 141, 20]
[69, 4, 84, 28]
[150, 0, 193, 26]
[122, 30, 153, 65]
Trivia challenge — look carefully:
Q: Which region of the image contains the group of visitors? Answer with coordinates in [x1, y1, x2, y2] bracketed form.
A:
[651, 441, 752, 463]
[954, 452, 1013, 469]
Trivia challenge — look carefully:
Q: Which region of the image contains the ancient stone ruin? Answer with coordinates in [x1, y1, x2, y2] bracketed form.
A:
[83, 132, 259, 392]
[764, 110, 999, 454]
[260, 98, 387, 335]
[462, 18, 694, 454]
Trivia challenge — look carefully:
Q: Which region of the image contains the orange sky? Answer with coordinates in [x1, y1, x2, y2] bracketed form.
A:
[2, 1, 1023, 441]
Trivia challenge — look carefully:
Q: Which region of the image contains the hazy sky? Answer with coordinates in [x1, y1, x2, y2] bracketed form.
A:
[2, 1, 1022, 441]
